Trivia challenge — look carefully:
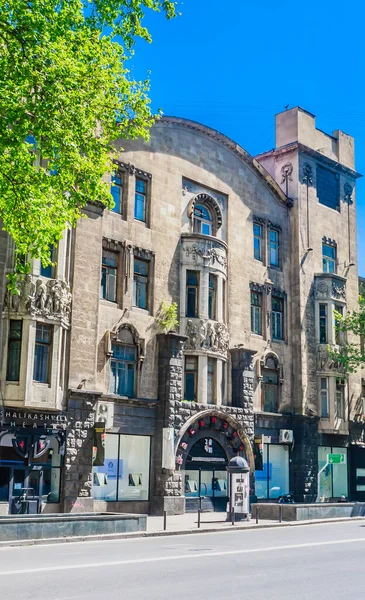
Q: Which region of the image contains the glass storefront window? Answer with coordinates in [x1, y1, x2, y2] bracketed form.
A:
[254, 444, 289, 499]
[92, 434, 150, 502]
[318, 446, 348, 498]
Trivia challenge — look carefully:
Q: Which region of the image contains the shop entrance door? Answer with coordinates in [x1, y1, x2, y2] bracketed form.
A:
[10, 468, 42, 514]
[185, 468, 228, 512]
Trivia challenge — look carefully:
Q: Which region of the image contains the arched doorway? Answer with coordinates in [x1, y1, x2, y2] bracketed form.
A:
[175, 411, 253, 513]
[184, 435, 229, 511]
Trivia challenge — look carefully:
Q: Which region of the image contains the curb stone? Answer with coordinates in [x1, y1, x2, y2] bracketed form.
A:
[0, 516, 364, 548]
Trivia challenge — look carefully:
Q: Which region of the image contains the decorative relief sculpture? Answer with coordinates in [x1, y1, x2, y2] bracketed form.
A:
[184, 319, 229, 355]
[332, 282, 346, 300]
[4, 276, 71, 324]
[317, 346, 344, 373]
[183, 244, 227, 269]
[281, 162, 293, 183]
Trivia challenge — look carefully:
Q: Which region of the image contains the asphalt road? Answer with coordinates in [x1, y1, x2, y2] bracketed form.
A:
[1, 521, 365, 599]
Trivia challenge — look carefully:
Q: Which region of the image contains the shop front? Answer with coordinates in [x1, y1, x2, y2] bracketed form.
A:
[0, 409, 66, 514]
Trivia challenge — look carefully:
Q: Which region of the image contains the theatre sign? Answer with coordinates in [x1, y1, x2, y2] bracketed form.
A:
[0, 409, 68, 430]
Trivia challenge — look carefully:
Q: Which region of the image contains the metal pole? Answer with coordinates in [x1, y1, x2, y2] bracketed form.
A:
[231, 506, 235, 526]
[197, 508, 201, 529]
[256, 505, 259, 524]
[279, 504, 282, 523]
[163, 510, 167, 531]
[316, 461, 329, 503]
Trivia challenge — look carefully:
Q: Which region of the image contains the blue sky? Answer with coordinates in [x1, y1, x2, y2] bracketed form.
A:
[131, 0, 365, 275]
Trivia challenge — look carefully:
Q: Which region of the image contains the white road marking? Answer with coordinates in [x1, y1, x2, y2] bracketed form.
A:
[0, 536, 364, 576]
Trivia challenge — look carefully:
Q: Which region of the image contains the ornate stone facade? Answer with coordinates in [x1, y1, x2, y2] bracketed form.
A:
[4, 275, 71, 327]
[184, 319, 229, 356]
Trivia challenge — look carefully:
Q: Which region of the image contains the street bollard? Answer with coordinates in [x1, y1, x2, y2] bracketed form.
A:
[256, 506, 259, 524]
[231, 506, 235, 526]
[279, 504, 282, 523]
[163, 510, 167, 531]
[197, 508, 201, 529]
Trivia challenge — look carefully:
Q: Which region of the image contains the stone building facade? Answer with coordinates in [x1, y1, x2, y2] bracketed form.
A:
[0, 106, 363, 515]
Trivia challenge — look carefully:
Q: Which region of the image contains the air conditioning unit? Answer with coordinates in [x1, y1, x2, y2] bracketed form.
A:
[95, 401, 114, 430]
[279, 429, 294, 444]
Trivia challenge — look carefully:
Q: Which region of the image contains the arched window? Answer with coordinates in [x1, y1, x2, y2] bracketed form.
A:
[193, 204, 213, 236]
[110, 328, 136, 398]
[261, 355, 280, 413]
[187, 193, 223, 237]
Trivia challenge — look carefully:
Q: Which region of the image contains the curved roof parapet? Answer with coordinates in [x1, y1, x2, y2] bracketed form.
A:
[159, 116, 292, 208]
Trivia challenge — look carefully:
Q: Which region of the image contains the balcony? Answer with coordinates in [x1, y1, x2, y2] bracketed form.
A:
[180, 233, 227, 277]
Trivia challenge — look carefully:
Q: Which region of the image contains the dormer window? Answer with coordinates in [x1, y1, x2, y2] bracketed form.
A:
[193, 204, 212, 236]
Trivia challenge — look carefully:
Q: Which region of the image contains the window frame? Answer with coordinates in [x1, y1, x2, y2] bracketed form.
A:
[251, 291, 262, 336]
[186, 270, 200, 318]
[335, 378, 346, 420]
[110, 171, 124, 215]
[269, 228, 279, 268]
[207, 357, 216, 404]
[253, 222, 263, 261]
[320, 377, 329, 418]
[110, 341, 137, 398]
[134, 177, 148, 223]
[133, 257, 149, 310]
[319, 303, 328, 344]
[208, 274, 217, 320]
[272, 296, 284, 341]
[40, 245, 55, 279]
[261, 369, 279, 413]
[6, 320, 22, 382]
[193, 203, 213, 236]
[184, 356, 198, 401]
[322, 242, 337, 274]
[101, 250, 118, 303]
[33, 323, 53, 384]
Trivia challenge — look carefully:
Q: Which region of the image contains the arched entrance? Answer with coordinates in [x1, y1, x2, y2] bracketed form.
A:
[175, 411, 254, 512]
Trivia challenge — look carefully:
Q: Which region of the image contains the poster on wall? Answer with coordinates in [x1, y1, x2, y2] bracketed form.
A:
[93, 422, 106, 467]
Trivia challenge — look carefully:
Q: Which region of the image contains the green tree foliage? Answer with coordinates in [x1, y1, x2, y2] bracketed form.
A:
[156, 300, 179, 333]
[0, 0, 177, 288]
[331, 295, 365, 373]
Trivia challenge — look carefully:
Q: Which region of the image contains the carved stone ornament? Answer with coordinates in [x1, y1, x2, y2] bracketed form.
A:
[281, 163, 293, 183]
[183, 244, 227, 270]
[315, 281, 329, 298]
[317, 346, 345, 373]
[4, 276, 71, 326]
[332, 282, 346, 300]
[184, 319, 229, 356]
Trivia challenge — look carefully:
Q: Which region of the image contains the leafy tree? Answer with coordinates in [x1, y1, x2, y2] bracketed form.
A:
[0, 0, 177, 289]
[156, 300, 179, 333]
[331, 295, 365, 373]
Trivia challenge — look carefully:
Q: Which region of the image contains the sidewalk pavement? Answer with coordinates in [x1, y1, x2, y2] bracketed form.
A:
[147, 511, 273, 533]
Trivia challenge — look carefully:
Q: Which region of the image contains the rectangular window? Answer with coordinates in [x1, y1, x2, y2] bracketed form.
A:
[269, 229, 279, 267]
[320, 377, 329, 418]
[134, 178, 147, 222]
[208, 274, 217, 320]
[254, 444, 289, 499]
[185, 356, 198, 401]
[318, 446, 348, 499]
[272, 296, 284, 341]
[335, 304, 344, 345]
[251, 291, 262, 335]
[33, 323, 52, 383]
[110, 342, 136, 397]
[322, 242, 336, 273]
[336, 379, 346, 420]
[319, 303, 327, 344]
[101, 250, 117, 302]
[253, 223, 262, 261]
[186, 271, 199, 318]
[262, 370, 278, 413]
[111, 172, 123, 214]
[40, 245, 55, 278]
[6, 320, 22, 381]
[317, 166, 339, 210]
[133, 258, 149, 310]
[207, 358, 215, 404]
